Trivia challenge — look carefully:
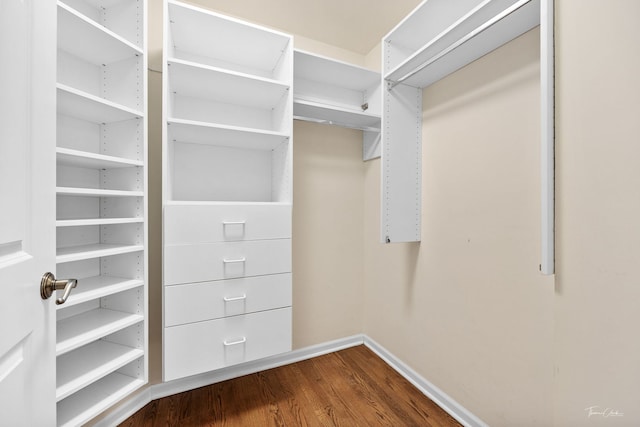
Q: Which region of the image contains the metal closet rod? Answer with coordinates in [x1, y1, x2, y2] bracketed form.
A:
[293, 115, 381, 133]
[387, 0, 534, 90]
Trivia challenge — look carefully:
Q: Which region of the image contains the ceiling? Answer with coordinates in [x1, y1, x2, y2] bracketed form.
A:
[185, 0, 423, 54]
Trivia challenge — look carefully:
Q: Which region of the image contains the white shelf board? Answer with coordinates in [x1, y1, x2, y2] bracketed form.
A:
[168, 58, 290, 109]
[168, 0, 290, 75]
[57, 84, 143, 124]
[56, 186, 144, 197]
[385, 0, 486, 53]
[58, 2, 142, 65]
[57, 147, 142, 169]
[57, 308, 144, 356]
[80, 0, 136, 7]
[165, 200, 292, 207]
[57, 276, 143, 309]
[294, 99, 381, 131]
[57, 373, 145, 427]
[56, 340, 144, 401]
[56, 217, 144, 227]
[385, 0, 540, 88]
[294, 49, 379, 91]
[56, 243, 144, 264]
[167, 118, 289, 150]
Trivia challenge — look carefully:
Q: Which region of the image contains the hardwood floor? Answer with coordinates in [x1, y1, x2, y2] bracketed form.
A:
[120, 345, 461, 426]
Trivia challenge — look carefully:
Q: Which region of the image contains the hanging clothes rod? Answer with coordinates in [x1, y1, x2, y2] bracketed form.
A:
[386, 0, 534, 90]
[293, 115, 381, 133]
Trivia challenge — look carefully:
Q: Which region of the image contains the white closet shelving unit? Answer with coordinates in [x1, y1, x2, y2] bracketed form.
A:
[162, 0, 293, 382]
[55, 0, 148, 425]
[381, 0, 553, 271]
[293, 49, 382, 160]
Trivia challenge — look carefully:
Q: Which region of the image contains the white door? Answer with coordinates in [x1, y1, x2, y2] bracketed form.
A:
[0, 1, 57, 426]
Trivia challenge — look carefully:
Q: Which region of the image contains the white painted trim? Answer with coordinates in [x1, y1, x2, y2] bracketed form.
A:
[540, 0, 555, 275]
[363, 336, 489, 427]
[94, 388, 152, 427]
[95, 335, 364, 426]
[96, 335, 486, 427]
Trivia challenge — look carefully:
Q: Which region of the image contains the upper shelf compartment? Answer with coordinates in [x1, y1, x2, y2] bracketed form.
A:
[166, 0, 292, 82]
[293, 50, 381, 132]
[57, 2, 144, 110]
[59, 0, 144, 50]
[58, 2, 142, 65]
[384, 0, 540, 88]
[167, 59, 290, 111]
[295, 50, 380, 93]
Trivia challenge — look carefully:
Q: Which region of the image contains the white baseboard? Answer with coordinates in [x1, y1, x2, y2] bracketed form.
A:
[152, 334, 364, 400]
[97, 334, 485, 427]
[94, 387, 152, 427]
[363, 336, 488, 427]
[96, 335, 364, 426]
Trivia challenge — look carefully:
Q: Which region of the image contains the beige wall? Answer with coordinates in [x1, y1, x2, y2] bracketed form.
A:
[292, 121, 365, 348]
[554, 1, 640, 425]
[363, 29, 555, 426]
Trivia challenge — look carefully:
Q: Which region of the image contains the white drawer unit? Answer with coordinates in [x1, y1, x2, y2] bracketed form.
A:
[164, 239, 291, 285]
[164, 307, 292, 381]
[164, 273, 292, 326]
[164, 203, 291, 244]
[162, 1, 293, 381]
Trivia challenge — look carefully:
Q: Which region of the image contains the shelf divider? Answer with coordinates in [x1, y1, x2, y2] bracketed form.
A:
[56, 243, 144, 263]
[167, 118, 289, 150]
[56, 340, 144, 402]
[56, 308, 144, 356]
[56, 187, 144, 198]
[57, 84, 143, 124]
[57, 276, 144, 309]
[56, 218, 144, 227]
[56, 147, 143, 169]
[57, 373, 144, 427]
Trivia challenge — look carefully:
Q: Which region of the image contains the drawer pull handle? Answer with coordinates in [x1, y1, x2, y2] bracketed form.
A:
[223, 257, 246, 264]
[222, 221, 246, 226]
[223, 294, 247, 302]
[223, 337, 247, 346]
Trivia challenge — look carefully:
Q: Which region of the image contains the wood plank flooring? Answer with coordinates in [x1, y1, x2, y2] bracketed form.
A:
[120, 345, 461, 426]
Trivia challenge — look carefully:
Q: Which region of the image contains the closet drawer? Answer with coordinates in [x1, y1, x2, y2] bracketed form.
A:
[164, 273, 292, 326]
[164, 239, 291, 285]
[164, 204, 291, 244]
[163, 307, 291, 381]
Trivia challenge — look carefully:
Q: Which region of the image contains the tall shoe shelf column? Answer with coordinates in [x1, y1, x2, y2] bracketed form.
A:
[55, 1, 148, 425]
[162, 1, 293, 382]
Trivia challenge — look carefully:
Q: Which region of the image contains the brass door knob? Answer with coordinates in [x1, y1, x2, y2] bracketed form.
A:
[40, 272, 77, 305]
